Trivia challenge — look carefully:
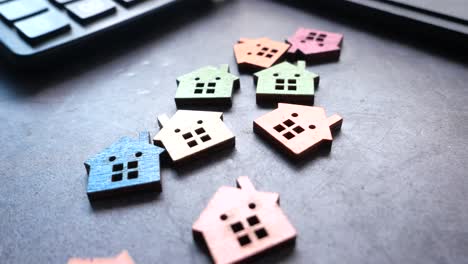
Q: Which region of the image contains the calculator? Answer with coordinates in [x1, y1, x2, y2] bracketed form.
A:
[0, 0, 188, 67]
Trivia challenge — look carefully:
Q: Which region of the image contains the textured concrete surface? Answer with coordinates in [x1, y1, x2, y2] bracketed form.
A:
[1, 1, 467, 263]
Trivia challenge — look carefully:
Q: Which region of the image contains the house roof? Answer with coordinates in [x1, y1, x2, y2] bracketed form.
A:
[177, 65, 238, 83]
[193, 177, 280, 232]
[154, 110, 224, 141]
[254, 61, 317, 78]
[277, 103, 331, 117]
[85, 132, 164, 166]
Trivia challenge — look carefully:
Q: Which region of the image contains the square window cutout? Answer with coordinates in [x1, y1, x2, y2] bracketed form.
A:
[238, 235, 251, 246]
[255, 228, 269, 239]
[283, 132, 295, 140]
[196, 83, 204, 87]
[288, 85, 297, 91]
[113, 164, 123, 172]
[112, 173, 123, 182]
[183, 132, 193, 139]
[231, 222, 244, 233]
[194, 89, 203, 94]
[266, 54, 273, 58]
[206, 89, 215, 94]
[274, 124, 285, 132]
[247, 215, 260, 226]
[293, 126, 304, 134]
[288, 79, 296, 84]
[257, 52, 264, 56]
[201, 135, 211, 142]
[276, 79, 285, 84]
[275, 85, 284, 90]
[128, 161, 138, 169]
[195, 127, 205, 135]
[128, 170, 139, 179]
[187, 140, 198, 148]
[208, 82, 216, 87]
[283, 119, 295, 127]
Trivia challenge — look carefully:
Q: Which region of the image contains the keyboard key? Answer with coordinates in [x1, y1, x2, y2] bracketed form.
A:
[50, 0, 78, 5]
[114, 0, 143, 7]
[0, 0, 48, 23]
[65, 0, 116, 24]
[14, 11, 70, 44]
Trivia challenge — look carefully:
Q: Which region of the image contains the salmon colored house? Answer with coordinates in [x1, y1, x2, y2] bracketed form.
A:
[254, 103, 343, 158]
[192, 176, 297, 264]
[233, 37, 290, 71]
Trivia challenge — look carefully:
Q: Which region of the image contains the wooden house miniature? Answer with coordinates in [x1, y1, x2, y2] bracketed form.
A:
[254, 103, 343, 158]
[287, 27, 343, 64]
[234, 37, 290, 72]
[175, 64, 240, 108]
[153, 110, 235, 165]
[68, 250, 135, 264]
[84, 132, 164, 199]
[193, 176, 297, 264]
[254, 60, 319, 106]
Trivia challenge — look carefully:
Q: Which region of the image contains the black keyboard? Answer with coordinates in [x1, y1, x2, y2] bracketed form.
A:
[0, 0, 187, 67]
[294, 0, 468, 49]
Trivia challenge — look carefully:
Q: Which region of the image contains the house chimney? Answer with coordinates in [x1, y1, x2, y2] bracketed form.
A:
[236, 176, 256, 192]
[297, 60, 306, 70]
[219, 64, 229, 73]
[139, 132, 151, 144]
[157, 114, 170, 128]
[327, 114, 343, 133]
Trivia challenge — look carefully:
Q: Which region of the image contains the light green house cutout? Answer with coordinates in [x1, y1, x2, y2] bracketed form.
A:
[175, 64, 240, 108]
[254, 61, 319, 106]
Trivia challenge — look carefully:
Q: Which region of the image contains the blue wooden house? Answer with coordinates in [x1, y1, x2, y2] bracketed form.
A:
[84, 132, 165, 199]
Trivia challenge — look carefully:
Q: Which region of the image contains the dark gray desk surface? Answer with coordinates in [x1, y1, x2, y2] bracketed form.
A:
[1, 1, 467, 263]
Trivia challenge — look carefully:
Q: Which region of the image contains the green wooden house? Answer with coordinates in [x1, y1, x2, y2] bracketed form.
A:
[175, 64, 240, 108]
[254, 61, 319, 106]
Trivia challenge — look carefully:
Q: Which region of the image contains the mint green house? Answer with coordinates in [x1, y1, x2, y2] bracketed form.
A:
[254, 61, 319, 106]
[175, 64, 240, 108]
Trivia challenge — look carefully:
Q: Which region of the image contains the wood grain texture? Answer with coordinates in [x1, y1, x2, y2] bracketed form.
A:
[84, 132, 165, 200]
[234, 37, 290, 72]
[153, 110, 235, 165]
[254, 60, 319, 106]
[67, 250, 135, 264]
[175, 64, 240, 108]
[286, 27, 343, 64]
[192, 176, 297, 264]
[253, 103, 342, 159]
